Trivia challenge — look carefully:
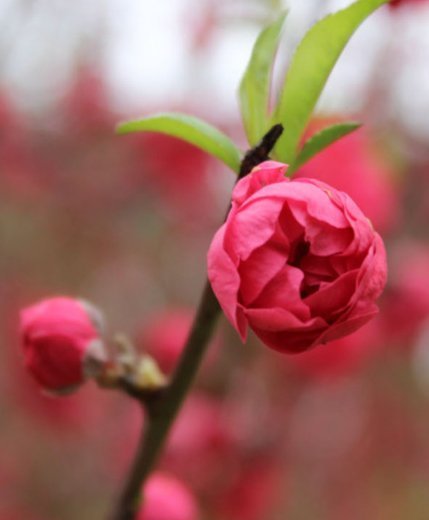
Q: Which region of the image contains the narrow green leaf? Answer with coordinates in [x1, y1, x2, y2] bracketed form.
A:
[288, 121, 361, 176]
[117, 112, 241, 173]
[239, 12, 287, 146]
[273, 0, 388, 164]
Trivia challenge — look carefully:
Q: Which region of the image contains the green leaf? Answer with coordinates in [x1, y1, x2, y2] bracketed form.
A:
[117, 112, 241, 173]
[239, 12, 287, 146]
[288, 121, 361, 176]
[272, 0, 388, 164]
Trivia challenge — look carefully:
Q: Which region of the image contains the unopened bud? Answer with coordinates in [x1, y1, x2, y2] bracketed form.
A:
[20, 296, 107, 393]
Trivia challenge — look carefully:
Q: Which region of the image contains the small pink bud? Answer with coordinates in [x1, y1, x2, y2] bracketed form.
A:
[137, 472, 198, 520]
[20, 297, 106, 393]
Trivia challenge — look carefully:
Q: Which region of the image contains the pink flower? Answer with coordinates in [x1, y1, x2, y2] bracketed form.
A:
[207, 161, 387, 353]
[20, 297, 106, 392]
[137, 472, 198, 520]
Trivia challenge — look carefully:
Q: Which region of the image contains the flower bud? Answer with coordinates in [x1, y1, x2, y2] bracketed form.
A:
[208, 161, 387, 353]
[137, 472, 198, 520]
[20, 297, 106, 393]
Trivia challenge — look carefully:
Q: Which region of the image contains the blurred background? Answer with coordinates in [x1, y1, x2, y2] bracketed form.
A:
[2, 0, 429, 518]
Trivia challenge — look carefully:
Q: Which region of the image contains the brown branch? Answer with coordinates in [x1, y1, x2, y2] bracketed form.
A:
[109, 123, 283, 520]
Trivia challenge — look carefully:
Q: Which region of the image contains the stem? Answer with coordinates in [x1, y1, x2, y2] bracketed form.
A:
[110, 124, 283, 520]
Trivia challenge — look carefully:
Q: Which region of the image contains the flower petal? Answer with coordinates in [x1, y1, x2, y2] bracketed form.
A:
[207, 225, 247, 339]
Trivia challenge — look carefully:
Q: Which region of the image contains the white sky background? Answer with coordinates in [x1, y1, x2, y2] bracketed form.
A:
[1, 0, 429, 138]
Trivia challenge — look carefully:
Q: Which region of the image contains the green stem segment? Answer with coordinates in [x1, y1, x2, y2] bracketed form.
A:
[110, 124, 284, 520]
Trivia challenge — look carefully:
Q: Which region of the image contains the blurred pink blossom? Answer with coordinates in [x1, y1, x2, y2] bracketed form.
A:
[282, 318, 383, 380]
[297, 124, 399, 233]
[137, 307, 220, 374]
[382, 241, 429, 343]
[137, 472, 198, 520]
[163, 393, 233, 492]
[215, 459, 283, 520]
[127, 130, 216, 220]
[389, 0, 429, 9]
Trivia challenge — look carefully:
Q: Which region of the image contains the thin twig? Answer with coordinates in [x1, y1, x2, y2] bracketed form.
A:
[109, 124, 283, 520]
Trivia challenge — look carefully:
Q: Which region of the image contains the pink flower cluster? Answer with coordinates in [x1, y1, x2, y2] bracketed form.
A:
[208, 161, 387, 353]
